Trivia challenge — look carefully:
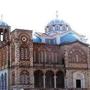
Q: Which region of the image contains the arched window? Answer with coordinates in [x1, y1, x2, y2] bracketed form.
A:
[47, 52, 51, 64]
[3, 48, 7, 66]
[44, 51, 47, 64]
[34, 70, 43, 88]
[4, 73, 7, 90]
[12, 72, 15, 85]
[1, 74, 4, 90]
[0, 49, 2, 67]
[45, 71, 54, 88]
[39, 50, 46, 64]
[68, 47, 87, 63]
[54, 52, 58, 64]
[11, 44, 15, 62]
[33, 49, 40, 64]
[39, 51, 43, 63]
[56, 71, 64, 88]
[45, 51, 48, 64]
[20, 45, 29, 60]
[33, 50, 36, 63]
[0, 76, 1, 90]
[20, 70, 30, 85]
[1, 48, 7, 66]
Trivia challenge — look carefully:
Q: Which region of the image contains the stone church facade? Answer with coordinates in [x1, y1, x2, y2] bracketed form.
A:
[0, 17, 90, 90]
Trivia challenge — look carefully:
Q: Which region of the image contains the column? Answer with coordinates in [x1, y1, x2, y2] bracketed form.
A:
[43, 74, 45, 88]
[30, 69, 34, 88]
[54, 75, 56, 88]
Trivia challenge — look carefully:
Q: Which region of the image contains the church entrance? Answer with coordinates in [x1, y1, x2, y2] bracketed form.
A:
[73, 72, 85, 88]
[76, 79, 81, 88]
[56, 71, 64, 88]
[45, 71, 54, 88]
[34, 70, 43, 88]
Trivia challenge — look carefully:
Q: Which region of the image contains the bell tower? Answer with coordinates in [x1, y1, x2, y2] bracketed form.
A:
[10, 29, 34, 90]
[0, 20, 10, 90]
[0, 20, 10, 68]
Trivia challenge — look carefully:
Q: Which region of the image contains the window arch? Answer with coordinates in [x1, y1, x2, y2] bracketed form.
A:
[20, 70, 30, 85]
[11, 44, 15, 62]
[1, 48, 7, 66]
[56, 71, 64, 88]
[0, 76, 2, 89]
[0, 49, 2, 67]
[68, 47, 87, 63]
[4, 73, 7, 90]
[0, 73, 7, 90]
[45, 70, 54, 88]
[1, 74, 4, 90]
[33, 50, 36, 63]
[20, 45, 29, 60]
[12, 72, 15, 85]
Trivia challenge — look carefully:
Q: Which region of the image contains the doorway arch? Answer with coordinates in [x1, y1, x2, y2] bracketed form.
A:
[73, 72, 85, 88]
[56, 71, 64, 88]
[34, 70, 43, 88]
[45, 70, 54, 88]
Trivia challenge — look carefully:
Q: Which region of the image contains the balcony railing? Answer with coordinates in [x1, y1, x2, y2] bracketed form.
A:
[33, 63, 65, 68]
[23, 88, 88, 90]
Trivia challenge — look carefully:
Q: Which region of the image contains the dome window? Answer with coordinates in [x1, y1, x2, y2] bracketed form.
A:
[0, 32, 3, 41]
[55, 25, 60, 31]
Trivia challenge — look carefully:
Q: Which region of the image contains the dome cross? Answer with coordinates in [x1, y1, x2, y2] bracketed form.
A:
[56, 10, 59, 18]
[0, 14, 3, 20]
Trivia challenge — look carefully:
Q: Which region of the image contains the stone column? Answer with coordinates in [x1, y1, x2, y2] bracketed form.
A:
[43, 74, 46, 88]
[54, 75, 56, 88]
[30, 69, 34, 88]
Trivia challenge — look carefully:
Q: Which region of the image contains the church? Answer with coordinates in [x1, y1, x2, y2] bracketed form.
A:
[0, 16, 90, 90]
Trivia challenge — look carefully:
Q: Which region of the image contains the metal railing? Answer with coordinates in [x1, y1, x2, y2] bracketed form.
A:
[23, 88, 88, 90]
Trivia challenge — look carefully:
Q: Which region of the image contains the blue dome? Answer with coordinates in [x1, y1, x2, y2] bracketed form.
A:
[45, 18, 70, 33]
[0, 20, 8, 26]
[33, 37, 41, 43]
[47, 19, 64, 26]
[61, 33, 78, 44]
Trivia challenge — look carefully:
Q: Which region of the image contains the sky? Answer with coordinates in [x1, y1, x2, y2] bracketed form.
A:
[0, 0, 90, 43]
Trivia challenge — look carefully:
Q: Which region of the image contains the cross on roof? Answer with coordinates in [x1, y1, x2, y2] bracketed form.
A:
[56, 10, 59, 18]
[1, 14, 3, 20]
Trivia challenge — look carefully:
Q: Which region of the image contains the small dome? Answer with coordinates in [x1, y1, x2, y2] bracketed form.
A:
[33, 37, 41, 43]
[47, 19, 64, 26]
[45, 19, 71, 33]
[0, 20, 8, 26]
